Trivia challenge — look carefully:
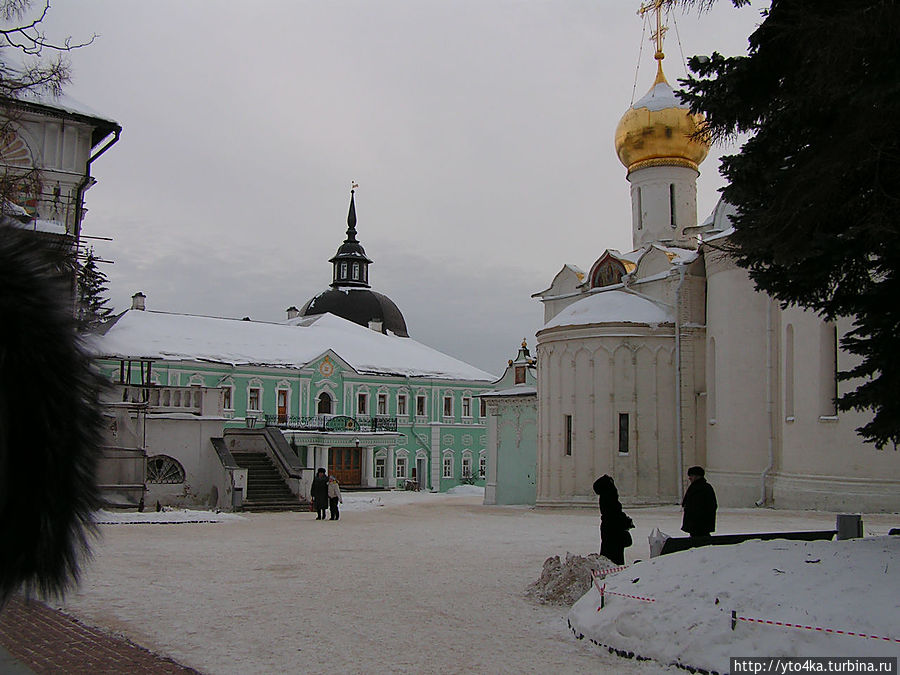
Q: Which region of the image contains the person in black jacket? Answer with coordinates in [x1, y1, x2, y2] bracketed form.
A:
[681, 466, 717, 538]
[593, 475, 634, 566]
[310, 468, 330, 520]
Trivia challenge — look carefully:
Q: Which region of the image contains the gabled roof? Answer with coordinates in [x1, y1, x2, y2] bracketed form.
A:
[90, 310, 495, 382]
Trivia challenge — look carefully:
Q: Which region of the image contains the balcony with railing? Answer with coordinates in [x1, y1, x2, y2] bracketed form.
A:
[264, 414, 398, 433]
[113, 385, 218, 416]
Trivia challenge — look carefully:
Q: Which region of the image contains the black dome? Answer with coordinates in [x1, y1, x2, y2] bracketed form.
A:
[300, 288, 409, 337]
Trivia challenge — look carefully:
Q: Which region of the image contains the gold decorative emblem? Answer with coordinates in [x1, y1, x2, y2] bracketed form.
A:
[319, 356, 334, 377]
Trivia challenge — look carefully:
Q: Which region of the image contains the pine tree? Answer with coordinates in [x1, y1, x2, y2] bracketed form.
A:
[76, 247, 113, 331]
[677, 0, 900, 448]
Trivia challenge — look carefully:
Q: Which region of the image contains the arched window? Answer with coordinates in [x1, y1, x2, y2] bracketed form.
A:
[147, 455, 185, 484]
[819, 322, 838, 417]
[317, 391, 333, 414]
[442, 450, 454, 479]
[784, 324, 794, 419]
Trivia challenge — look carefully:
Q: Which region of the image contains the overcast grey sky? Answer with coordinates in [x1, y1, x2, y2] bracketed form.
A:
[42, 0, 764, 374]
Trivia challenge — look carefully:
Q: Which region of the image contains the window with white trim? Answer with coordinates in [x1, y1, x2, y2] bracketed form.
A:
[397, 393, 408, 417]
[442, 451, 453, 479]
[248, 387, 261, 411]
[375, 457, 385, 479]
[377, 392, 387, 415]
[443, 395, 453, 417]
[357, 392, 368, 416]
[461, 452, 472, 478]
[221, 386, 233, 410]
[416, 394, 426, 416]
[480, 397, 487, 417]
[396, 455, 407, 479]
[479, 452, 486, 478]
[462, 397, 471, 418]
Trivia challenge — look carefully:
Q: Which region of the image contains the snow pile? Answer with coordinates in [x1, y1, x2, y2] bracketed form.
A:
[527, 553, 621, 606]
[569, 536, 900, 673]
[445, 484, 485, 496]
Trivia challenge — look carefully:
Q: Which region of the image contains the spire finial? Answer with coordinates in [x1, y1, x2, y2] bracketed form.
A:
[346, 182, 358, 242]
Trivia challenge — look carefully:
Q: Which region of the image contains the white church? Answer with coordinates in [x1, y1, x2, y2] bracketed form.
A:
[528, 24, 899, 512]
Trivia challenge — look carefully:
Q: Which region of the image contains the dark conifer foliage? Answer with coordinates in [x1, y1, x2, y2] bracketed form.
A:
[678, 0, 900, 448]
[76, 247, 114, 331]
[0, 227, 104, 605]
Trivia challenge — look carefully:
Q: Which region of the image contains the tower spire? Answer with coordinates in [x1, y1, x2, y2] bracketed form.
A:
[346, 182, 359, 243]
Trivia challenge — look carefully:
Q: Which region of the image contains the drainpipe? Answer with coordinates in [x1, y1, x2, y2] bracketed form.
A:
[673, 266, 687, 500]
[73, 128, 120, 248]
[72, 128, 121, 305]
[756, 298, 775, 506]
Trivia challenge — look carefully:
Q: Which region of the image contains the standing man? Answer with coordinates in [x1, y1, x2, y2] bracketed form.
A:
[681, 466, 717, 538]
[311, 468, 329, 520]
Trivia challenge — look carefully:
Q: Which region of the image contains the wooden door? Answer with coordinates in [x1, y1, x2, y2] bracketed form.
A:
[329, 447, 361, 486]
[277, 390, 288, 424]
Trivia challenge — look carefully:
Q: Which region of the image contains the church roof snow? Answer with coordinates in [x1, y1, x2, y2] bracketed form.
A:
[541, 289, 673, 330]
[90, 309, 495, 382]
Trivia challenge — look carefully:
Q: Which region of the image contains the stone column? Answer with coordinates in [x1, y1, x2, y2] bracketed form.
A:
[365, 444, 375, 487]
[387, 446, 396, 489]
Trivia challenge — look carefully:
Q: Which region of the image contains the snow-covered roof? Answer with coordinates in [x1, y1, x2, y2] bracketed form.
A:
[479, 384, 537, 398]
[632, 80, 686, 112]
[90, 310, 496, 382]
[699, 199, 738, 241]
[14, 89, 119, 127]
[542, 289, 673, 330]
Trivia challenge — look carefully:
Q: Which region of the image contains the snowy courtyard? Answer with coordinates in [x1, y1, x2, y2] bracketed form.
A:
[51, 491, 899, 674]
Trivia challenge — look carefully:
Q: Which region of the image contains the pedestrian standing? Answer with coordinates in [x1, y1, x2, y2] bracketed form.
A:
[327, 475, 343, 521]
[310, 468, 329, 520]
[592, 474, 634, 566]
[681, 466, 717, 538]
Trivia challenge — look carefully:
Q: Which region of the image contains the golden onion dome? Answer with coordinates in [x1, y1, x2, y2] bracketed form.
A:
[614, 63, 710, 175]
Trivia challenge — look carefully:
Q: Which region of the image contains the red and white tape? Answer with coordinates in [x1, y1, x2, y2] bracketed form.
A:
[733, 613, 900, 644]
[590, 565, 630, 577]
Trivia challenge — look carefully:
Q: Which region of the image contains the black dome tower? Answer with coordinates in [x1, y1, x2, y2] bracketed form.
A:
[299, 190, 409, 337]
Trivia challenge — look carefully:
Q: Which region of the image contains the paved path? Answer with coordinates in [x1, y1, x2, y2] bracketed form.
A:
[0, 596, 200, 674]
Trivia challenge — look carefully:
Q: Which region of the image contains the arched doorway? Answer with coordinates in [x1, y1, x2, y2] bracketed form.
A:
[317, 392, 333, 414]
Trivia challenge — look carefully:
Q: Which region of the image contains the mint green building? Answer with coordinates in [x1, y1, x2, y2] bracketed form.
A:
[480, 341, 538, 505]
[94, 192, 495, 497]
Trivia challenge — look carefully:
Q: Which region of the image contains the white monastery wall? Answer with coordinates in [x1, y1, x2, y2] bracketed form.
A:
[774, 308, 900, 511]
[704, 252, 774, 506]
[536, 324, 679, 506]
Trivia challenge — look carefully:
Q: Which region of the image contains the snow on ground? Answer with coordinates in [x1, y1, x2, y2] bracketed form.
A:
[54, 495, 898, 675]
[570, 536, 900, 673]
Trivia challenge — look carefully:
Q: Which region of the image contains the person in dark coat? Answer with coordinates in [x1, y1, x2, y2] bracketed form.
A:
[593, 475, 634, 566]
[681, 466, 717, 538]
[310, 468, 330, 520]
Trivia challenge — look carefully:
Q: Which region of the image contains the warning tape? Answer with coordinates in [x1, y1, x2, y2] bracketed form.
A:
[732, 611, 900, 644]
[590, 565, 630, 577]
[592, 577, 656, 610]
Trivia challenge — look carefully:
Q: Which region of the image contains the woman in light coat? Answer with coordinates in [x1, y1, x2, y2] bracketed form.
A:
[327, 475, 343, 521]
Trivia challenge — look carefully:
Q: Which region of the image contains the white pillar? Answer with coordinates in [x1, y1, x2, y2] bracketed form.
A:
[430, 425, 441, 492]
[364, 445, 375, 487]
[387, 446, 396, 489]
